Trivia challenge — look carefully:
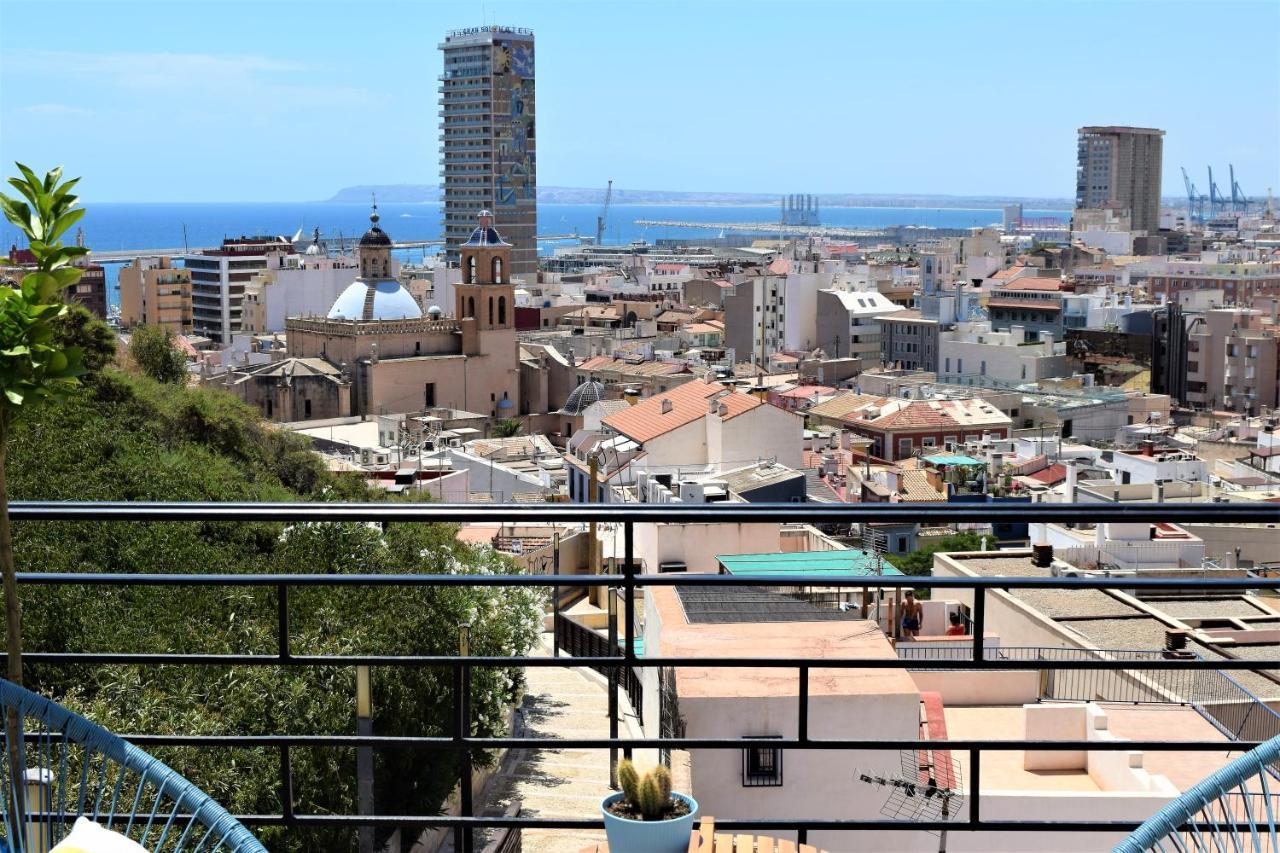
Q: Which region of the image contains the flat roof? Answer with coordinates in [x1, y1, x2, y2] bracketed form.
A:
[716, 550, 903, 578]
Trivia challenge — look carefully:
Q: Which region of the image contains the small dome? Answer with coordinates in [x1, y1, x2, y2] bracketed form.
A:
[561, 380, 606, 415]
[328, 280, 423, 321]
[462, 208, 511, 248]
[427, 305, 443, 318]
[359, 203, 393, 248]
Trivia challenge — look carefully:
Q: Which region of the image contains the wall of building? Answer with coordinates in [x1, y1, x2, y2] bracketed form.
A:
[633, 522, 779, 573]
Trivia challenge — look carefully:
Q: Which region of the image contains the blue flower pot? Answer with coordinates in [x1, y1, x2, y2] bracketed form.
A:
[601, 791, 698, 853]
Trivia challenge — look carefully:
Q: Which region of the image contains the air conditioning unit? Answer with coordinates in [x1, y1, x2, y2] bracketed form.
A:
[448, 437, 462, 448]
[360, 449, 371, 465]
[372, 453, 389, 465]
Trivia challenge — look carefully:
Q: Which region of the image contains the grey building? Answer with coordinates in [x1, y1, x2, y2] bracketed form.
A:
[439, 27, 537, 277]
[879, 311, 939, 372]
[1075, 126, 1164, 233]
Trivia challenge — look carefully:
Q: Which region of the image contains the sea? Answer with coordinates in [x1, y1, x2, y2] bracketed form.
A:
[2, 202, 1069, 309]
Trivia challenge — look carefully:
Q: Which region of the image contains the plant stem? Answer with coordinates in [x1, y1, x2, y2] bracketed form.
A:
[0, 414, 18, 686]
[0, 413, 24, 834]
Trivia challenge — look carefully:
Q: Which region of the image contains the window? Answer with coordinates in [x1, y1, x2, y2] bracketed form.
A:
[897, 536, 908, 552]
[743, 737, 783, 787]
[424, 383, 436, 408]
[898, 438, 913, 457]
[488, 297, 494, 325]
[498, 296, 507, 325]
[304, 399, 311, 419]
[922, 437, 937, 448]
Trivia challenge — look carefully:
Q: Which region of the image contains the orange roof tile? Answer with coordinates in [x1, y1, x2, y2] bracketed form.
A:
[1001, 277, 1065, 291]
[988, 299, 1062, 311]
[602, 381, 725, 442]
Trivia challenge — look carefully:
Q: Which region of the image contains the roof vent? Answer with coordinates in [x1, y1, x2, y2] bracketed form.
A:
[661, 398, 673, 414]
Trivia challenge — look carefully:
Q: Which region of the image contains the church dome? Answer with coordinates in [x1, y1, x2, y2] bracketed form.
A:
[561, 380, 606, 415]
[462, 209, 511, 248]
[359, 204, 393, 248]
[327, 279, 423, 321]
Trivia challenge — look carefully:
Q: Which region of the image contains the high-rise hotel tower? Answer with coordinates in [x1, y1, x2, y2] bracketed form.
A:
[439, 26, 537, 278]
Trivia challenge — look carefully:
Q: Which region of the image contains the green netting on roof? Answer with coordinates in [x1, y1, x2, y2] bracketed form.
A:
[716, 550, 903, 577]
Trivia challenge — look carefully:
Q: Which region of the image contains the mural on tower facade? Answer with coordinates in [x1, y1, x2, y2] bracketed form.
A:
[494, 39, 535, 208]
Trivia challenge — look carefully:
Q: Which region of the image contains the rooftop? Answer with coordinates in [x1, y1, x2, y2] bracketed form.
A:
[716, 549, 902, 578]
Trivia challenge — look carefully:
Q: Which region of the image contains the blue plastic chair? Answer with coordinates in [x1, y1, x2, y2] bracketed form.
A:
[1115, 734, 1280, 852]
[0, 679, 265, 852]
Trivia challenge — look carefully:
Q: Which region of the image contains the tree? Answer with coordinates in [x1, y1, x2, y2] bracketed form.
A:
[492, 417, 523, 438]
[10, 367, 542, 851]
[128, 323, 188, 384]
[884, 530, 985, 577]
[0, 162, 88, 831]
[0, 163, 89, 688]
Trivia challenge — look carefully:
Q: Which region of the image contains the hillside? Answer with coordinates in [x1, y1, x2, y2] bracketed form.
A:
[8, 341, 540, 852]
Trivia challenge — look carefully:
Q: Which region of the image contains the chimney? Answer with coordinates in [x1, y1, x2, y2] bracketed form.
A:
[839, 429, 852, 451]
[1031, 543, 1053, 568]
[1153, 480, 1165, 503]
[661, 398, 673, 415]
[1140, 440, 1154, 457]
[1065, 460, 1078, 502]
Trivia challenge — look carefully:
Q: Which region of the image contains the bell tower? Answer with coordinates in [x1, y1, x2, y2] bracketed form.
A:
[455, 209, 514, 331]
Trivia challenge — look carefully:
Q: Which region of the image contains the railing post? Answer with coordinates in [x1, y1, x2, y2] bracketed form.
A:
[277, 583, 290, 661]
[552, 532, 561, 658]
[798, 666, 809, 743]
[357, 665, 374, 853]
[623, 521, 635, 761]
[972, 587, 987, 663]
[608, 588, 619, 789]
[456, 622, 474, 853]
[969, 747, 981, 828]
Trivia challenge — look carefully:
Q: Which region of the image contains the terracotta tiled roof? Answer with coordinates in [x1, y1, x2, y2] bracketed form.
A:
[807, 393, 882, 421]
[1027, 463, 1067, 485]
[603, 380, 730, 443]
[714, 392, 763, 421]
[897, 469, 945, 502]
[575, 355, 688, 376]
[768, 258, 790, 275]
[991, 266, 1027, 280]
[779, 385, 835, 399]
[1001, 277, 1065, 291]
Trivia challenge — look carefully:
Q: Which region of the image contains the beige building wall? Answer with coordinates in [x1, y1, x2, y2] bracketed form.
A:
[118, 257, 193, 333]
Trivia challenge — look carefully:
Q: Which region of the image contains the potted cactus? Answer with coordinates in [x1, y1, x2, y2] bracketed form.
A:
[601, 760, 698, 853]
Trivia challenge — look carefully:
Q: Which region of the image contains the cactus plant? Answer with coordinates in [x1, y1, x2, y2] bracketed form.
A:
[615, 760, 676, 821]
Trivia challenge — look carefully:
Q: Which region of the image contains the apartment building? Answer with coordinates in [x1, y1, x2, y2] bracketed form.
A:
[1187, 307, 1279, 413]
[938, 323, 1070, 387]
[1075, 125, 1164, 233]
[1146, 261, 1280, 304]
[118, 257, 193, 333]
[184, 236, 296, 345]
[879, 311, 940, 371]
[987, 276, 1070, 340]
[815, 289, 904, 362]
[439, 26, 537, 277]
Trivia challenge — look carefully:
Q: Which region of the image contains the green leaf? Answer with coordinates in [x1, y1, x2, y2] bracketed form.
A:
[5, 389, 23, 406]
[2, 346, 30, 357]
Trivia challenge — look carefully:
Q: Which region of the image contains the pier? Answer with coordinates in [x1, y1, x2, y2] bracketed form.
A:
[87, 235, 580, 264]
[633, 219, 898, 239]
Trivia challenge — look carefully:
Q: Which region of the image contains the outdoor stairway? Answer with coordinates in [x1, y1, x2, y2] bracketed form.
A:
[451, 630, 686, 853]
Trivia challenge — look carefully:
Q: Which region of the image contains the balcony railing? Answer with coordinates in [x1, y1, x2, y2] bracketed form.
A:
[7, 500, 1279, 851]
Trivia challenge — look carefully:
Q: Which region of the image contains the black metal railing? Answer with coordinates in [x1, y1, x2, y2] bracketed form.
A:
[8, 500, 1280, 851]
[553, 611, 644, 724]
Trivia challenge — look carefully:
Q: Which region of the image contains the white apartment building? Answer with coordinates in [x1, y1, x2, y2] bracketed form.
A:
[185, 236, 297, 345]
[242, 251, 364, 333]
[938, 323, 1070, 387]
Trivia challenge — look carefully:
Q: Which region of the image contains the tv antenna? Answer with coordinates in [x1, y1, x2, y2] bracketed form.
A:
[862, 526, 887, 575]
[857, 748, 963, 853]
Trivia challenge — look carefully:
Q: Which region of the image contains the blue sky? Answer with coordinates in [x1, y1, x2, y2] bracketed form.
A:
[1, 0, 1276, 202]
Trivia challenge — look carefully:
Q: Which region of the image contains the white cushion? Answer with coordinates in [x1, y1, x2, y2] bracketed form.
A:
[49, 816, 148, 853]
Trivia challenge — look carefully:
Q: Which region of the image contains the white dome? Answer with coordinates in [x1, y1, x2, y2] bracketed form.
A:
[327, 279, 423, 321]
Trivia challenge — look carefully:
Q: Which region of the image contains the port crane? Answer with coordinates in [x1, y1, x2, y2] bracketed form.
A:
[595, 179, 613, 245]
[1230, 164, 1249, 212]
[1181, 167, 1205, 222]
